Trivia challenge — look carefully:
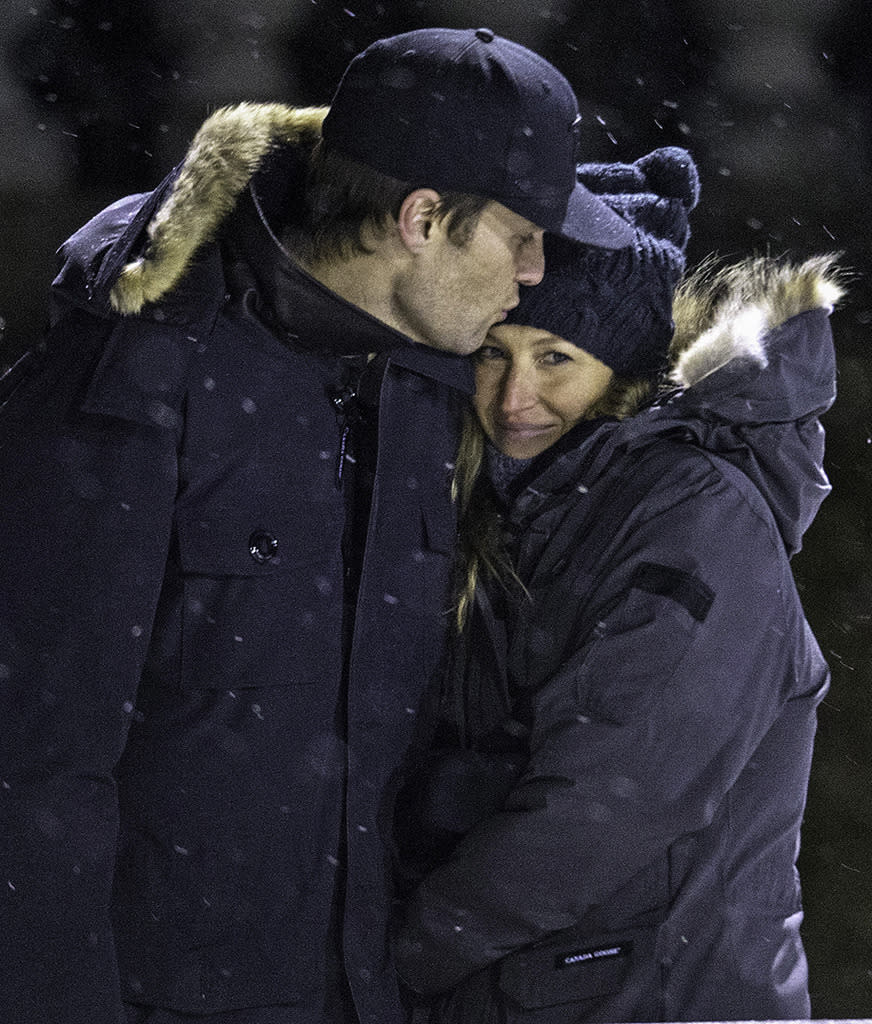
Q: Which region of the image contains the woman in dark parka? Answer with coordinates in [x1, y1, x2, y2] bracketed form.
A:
[394, 149, 843, 1022]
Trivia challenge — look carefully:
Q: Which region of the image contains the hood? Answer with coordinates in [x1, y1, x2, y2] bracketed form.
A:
[52, 104, 328, 319]
[516, 255, 845, 557]
[668, 254, 843, 422]
[655, 254, 843, 554]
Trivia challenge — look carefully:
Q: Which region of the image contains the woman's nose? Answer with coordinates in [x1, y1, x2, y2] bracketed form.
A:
[500, 366, 538, 413]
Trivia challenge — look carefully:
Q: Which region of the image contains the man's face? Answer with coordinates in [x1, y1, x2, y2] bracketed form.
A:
[392, 201, 545, 356]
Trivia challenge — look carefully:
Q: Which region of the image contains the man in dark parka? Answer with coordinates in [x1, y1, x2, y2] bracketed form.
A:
[0, 28, 633, 1024]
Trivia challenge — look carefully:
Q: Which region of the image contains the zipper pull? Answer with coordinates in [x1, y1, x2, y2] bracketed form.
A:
[332, 385, 358, 486]
[336, 423, 352, 485]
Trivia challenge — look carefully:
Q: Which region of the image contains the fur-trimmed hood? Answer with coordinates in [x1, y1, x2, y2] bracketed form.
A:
[110, 104, 328, 315]
[53, 104, 328, 319]
[669, 253, 843, 401]
[661, 254, 842, 554]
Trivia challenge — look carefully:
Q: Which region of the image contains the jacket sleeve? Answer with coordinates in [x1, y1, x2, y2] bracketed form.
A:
[0, 318, 179, 1023]
[394, 447, 827, 994]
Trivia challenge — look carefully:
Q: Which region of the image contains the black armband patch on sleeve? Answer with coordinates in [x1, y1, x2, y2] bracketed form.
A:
[631, 561, 714, 623]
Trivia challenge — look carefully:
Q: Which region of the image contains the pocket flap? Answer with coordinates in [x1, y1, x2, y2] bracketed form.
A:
[176, 509, 327, 577]
[177, 514, 274, 576]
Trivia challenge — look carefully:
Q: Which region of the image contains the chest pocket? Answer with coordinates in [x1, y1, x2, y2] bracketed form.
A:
[174, 504, 344, 691]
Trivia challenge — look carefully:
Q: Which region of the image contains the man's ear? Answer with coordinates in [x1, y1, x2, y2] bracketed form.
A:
[396, 188, 442, 253]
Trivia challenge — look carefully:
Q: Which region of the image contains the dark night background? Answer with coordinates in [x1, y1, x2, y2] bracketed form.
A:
[1, 0, 870, 1017]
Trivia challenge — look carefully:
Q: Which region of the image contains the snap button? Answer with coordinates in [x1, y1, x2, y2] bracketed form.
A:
[475, 27, 495, 43]
[249, 530, 279, 564]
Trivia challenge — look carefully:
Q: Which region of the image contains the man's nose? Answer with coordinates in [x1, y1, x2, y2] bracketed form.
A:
[516, 234, 545, 285]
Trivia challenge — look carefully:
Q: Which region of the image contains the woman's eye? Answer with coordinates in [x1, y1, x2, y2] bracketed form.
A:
[542, 350, 572, 365]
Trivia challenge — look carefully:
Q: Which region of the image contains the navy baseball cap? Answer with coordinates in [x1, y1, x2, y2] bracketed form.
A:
[321, 27, 634, 249]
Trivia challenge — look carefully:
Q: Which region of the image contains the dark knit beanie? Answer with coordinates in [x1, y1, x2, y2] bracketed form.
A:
[505, 146, 700, 379]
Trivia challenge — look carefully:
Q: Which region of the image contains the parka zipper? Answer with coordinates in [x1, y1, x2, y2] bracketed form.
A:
[331, 381, 360, 487]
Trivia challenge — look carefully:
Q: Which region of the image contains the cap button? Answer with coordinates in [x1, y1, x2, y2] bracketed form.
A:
[475, 28, 495, 43]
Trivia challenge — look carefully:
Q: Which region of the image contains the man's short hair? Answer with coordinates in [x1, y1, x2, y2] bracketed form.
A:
[287, 142, 490, 265]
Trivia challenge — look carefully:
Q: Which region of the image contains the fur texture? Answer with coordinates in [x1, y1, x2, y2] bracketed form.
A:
[670, 254, 845, 388]
[110, 104, 328, 314]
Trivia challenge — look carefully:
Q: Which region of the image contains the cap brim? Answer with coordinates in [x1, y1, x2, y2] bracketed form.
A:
[556, 180, 635, 248]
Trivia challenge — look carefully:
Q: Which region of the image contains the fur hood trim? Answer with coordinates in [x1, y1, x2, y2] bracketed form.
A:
[670, 254, 845, 388]
[110, 104, 328, 315]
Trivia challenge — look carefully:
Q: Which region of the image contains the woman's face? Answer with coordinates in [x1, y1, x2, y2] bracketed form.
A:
[473, 324, 615, 459]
